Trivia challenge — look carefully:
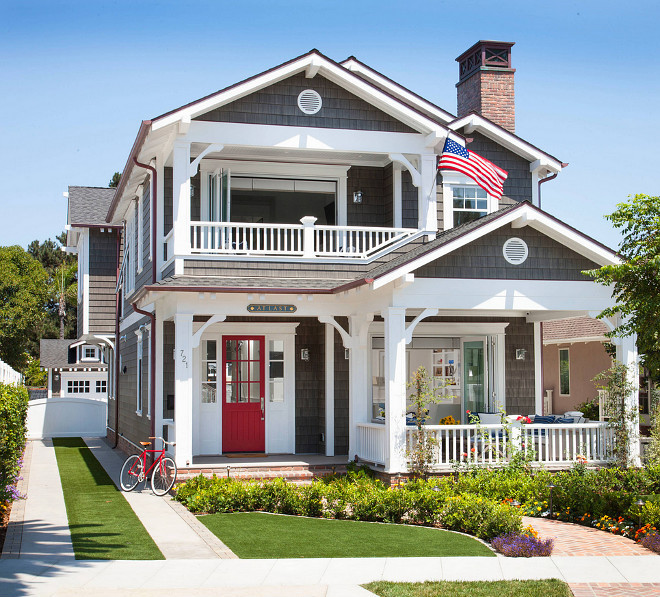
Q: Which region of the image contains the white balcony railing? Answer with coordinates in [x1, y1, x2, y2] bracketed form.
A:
[355, 422, 615, 470]
[189, 217, 419, 260]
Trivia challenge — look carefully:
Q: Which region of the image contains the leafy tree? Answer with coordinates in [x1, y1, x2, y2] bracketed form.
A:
[587, 194, 660, 378]
[109, 172, 121, 188]
[23, 355, 46, 387]
[0, 246, 49, 370]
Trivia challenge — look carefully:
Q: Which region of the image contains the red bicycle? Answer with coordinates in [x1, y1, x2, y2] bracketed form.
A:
[119, 436, 177, 496]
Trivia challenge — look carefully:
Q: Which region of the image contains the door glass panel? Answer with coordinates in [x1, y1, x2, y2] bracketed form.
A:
[248, 339, 261, 360]
[270, 382, 284, 403]
[249, 361, 261, 382]
[225, 383, 236, 403]
[237, 340, 249, 361]
[463, 341, 486, 414]
[239, 362, 249, 383]
[225, 362, 234, 382]
[226, 340, 237, 361]
[249, 383, 261, 402]
[269, 361, 283, 379]
[206, 362, 217, 381]
[238, 383, 249, 403]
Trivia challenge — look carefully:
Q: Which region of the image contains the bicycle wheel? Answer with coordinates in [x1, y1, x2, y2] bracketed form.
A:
[151, 457, 177, 496]
[120, 455, 143, 491]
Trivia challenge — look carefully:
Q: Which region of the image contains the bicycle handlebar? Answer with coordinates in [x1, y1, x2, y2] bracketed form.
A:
[148, 436, 176, 446]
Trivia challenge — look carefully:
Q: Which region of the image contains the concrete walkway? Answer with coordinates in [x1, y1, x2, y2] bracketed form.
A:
[83, 437, 234, 559]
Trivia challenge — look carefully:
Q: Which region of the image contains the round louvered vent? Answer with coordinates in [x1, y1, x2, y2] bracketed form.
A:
[503, 237, 529, 265]
[297, 90, 322, 114]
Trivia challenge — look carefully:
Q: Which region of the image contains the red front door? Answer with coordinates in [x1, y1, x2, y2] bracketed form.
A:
[222, 336, 265, 452]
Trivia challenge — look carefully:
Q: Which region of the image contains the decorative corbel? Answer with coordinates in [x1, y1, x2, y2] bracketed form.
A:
[188, 144, 224, 178]
[388, 153, 421, 188]
[404, 308, 438, 344]
[192, 314, 226, 349]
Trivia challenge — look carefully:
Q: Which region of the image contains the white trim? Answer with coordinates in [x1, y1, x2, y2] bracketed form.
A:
[324, 323, 335, 456]
[153, 52, 448, 136]
[192, 321, 300, 336]
[136, 185, 144, 273]
[534, 322, 543, 414]
[393, 164, 402, 228]
[449, 113, 563, 173]
[135, 328, 143, 416]
[440, 174, 494, 232]
[370, 321, 510, 337]
[543, 336, 609, 345]
[81, 231, 90, 335]
[374, 202, 620, 290]
[558, 347, 570, 396]
[119, 304, 155, 332]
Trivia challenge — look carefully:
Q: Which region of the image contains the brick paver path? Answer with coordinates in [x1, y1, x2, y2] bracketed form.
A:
[1, 441, 32, 559]
[523, 515, 653, 557]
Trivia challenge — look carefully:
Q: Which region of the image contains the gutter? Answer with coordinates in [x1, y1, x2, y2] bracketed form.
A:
[132, 303, 156, 442]
[538, 163, 568, 209]
[112, 228, 121, 448]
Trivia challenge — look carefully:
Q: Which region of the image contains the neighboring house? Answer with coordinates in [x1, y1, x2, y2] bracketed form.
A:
[40, 186, 121, 403]
[40, 338, 108, 399]
[542, 317, 612, 416]
[76, 41, 637, 476]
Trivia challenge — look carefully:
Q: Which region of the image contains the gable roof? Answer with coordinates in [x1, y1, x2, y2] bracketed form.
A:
[39, 339, 72, 368]
[369, 201, 619, 289]
[68, 186, 117, 227]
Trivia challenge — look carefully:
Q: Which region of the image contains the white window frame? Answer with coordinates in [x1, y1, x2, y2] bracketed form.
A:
[125, 204, 137, 296]
[440, 172, 497, 231]
[81, 346, 99, 362]
[67, 379, 90, 394]
[96, 379, 107, 393]
[145, 324, 151, 419]
[108, 350, 115, 400]
[136, 328, 143, 415]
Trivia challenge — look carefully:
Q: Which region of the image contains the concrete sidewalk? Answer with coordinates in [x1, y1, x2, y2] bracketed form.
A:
[2, 554, 660, 597]
[83, 437, 235, 559]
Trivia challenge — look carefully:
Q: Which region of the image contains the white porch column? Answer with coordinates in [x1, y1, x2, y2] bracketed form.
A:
[172, 140, 191, 274]
[534, 322, 543, 415]
[174, 312, 194, 468]
[325, 323, 335, 457]
[384, 307, 407, 473]
[616, 331, 640, 465]
[418, 154, 438, 236]
[393, 164, 402, 229]
[155, 159, 165, 278]
[154, 313, 164, 447]
[347, 313, 373, 459]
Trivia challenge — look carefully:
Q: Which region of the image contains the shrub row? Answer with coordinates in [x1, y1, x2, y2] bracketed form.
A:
[0, 383, 28, 503]
[175, 470, 522, 541]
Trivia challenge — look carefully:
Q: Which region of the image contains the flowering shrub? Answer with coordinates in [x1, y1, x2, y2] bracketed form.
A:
[439, 415, 458, 425]
[640, 533, 660, 554]
[0, 383, 28, 504]
[492, 532, 554, 557]
[439, 494, 522, 540]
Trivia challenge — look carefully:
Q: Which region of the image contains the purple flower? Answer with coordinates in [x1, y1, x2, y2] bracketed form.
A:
[492, 533, 554, 557]
[641, 534, 660, 554]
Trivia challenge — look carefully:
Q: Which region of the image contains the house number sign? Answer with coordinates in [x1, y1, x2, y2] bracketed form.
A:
[247, 304, 297, 313]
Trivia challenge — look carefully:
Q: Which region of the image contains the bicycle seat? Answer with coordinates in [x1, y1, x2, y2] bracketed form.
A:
[140, 441, 151, 446]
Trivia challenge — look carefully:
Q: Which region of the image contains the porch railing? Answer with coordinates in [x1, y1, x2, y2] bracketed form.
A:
[356, 422, 615, 470]
[189, 218, 419, 260]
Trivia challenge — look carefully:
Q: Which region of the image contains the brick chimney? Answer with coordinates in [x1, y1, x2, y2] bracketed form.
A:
[456, 40, 516, 132]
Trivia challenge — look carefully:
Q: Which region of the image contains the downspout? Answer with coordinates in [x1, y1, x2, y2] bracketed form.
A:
[113, 227, 122, 448]
[537, 164, 567, 209]
[132, 303, 156, 441]
[131, 158, 158, 442]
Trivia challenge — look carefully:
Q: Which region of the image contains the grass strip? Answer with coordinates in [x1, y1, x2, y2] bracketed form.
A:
[199, 511, 494, 558]
[53, 437, 163, 560]
[364, 580, 572, 597]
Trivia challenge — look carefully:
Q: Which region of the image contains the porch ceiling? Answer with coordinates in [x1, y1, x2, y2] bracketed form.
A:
[190, 143, 391, 167]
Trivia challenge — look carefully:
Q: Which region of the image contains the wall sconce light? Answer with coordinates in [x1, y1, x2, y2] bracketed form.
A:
[122, 365, 128, 375]
[300, 348, 310, 362]
[345, 348, 350, 360]
[516, 349, 527, 360]
[353, 190, 363, 204]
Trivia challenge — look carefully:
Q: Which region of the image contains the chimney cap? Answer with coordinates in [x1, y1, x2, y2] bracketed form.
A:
[456, 40, 515, 83]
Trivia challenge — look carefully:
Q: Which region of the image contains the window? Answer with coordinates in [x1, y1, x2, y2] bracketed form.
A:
[452, 186, 488, 226]
[137, 190, 144, 273]
[108, 351, 115, 399]
[96, 380, 107, 393]
[268, 340, 285, 402]
[559, 348, 570, 395]
[68, 380, 90, 394]
[82, 346, 98, 361]
[125, 204, 137, 295]
[135, 327, 150, 416]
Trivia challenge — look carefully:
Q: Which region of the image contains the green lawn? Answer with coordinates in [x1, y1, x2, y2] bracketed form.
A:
[364, 580, 572, 597]
[198, 511, 494, 558]
[53, 437, 163, 560]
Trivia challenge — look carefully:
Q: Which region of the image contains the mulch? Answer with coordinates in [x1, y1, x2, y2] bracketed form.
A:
[0, 501, 12, 553]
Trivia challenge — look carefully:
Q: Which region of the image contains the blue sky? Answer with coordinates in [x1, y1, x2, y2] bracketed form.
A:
[1, 0, 658, 250]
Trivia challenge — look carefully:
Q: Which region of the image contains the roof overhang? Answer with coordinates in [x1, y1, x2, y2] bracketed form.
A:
[372, 202, 619, 290]
[449, 113, 564, 174]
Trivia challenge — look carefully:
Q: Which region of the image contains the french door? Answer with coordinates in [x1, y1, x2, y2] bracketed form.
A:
[222, 336, 265, 452]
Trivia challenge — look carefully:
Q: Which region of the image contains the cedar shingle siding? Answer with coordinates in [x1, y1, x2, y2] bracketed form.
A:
[194, 73, 417, 133]
[88, 229, 117, 334]
[346, 166, 389, 227]
[416, 223, 599, 281]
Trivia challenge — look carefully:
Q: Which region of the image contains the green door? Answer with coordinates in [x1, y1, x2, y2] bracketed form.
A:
[463, 340, 486, 414]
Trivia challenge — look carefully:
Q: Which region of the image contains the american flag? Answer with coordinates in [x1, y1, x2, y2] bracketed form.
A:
[438, 138, 508, 199]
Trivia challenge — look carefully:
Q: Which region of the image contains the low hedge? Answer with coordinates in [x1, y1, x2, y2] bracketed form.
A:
[0, 383, 29, 503]
[175, 470, 521, 541]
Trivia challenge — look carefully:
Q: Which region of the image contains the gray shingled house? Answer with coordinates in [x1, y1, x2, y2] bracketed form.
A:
[80, 42, 638, 479]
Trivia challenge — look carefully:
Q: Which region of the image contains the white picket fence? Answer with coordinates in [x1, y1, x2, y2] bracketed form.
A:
[356, 422, 616, 469]
[0, 358, 22, 385]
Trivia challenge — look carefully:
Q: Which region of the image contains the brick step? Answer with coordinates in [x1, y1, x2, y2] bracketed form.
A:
[177, 465, 347, 484]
